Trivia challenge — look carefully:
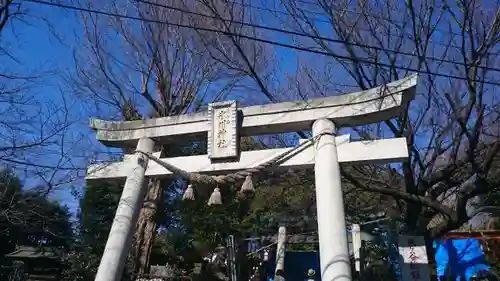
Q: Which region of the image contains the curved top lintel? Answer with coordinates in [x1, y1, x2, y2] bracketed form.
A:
[90, 74, 417, 147]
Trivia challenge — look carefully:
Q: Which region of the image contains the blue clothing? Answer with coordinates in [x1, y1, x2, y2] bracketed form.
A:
[434, 239, 490, 281]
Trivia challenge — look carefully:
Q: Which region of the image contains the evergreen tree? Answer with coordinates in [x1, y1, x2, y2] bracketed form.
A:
[64, 181, 123, 281]
[0, 169, 73, 263]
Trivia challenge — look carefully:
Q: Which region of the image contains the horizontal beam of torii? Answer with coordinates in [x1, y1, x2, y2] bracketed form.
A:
[86, 135, 408, 180]
[89, 74, 417, 147]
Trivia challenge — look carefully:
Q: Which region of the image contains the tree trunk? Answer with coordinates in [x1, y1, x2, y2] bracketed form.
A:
[133, 178, 163, 275]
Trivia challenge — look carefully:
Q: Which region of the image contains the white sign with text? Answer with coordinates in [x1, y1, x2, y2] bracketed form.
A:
[398, 236, 431, 281]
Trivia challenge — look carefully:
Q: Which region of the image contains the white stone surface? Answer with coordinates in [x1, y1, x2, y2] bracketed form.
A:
[90, 75, 417, 147]
[351, 224, 362, 273]
[94, 138, 155, 281]
[313, 119, 351, 281]
[86, 137, 408, 180]
[207, 101, 238, 159]
[275, 226, 286, 275]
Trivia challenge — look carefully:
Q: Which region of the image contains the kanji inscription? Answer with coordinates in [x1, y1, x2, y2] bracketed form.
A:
[398, 236, 430, 281]
[216, 109, 230, 148]
[208, 101, 238, 160]
[408, 238, 421, 280]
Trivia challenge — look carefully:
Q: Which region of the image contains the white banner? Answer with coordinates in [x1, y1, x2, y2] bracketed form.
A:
[398, 236, 431, 281]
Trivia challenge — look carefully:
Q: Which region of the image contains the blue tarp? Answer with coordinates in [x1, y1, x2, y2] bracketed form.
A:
[265, 238, 491, 281]
[265, 251, 321, 281]
[434, 238, 490, 281]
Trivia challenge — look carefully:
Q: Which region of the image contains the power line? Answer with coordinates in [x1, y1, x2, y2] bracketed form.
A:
[232, 0, 464, 37]
[136, 0, 500, 74]
[27, 0, 500, 86]
[225, 0, 487, 54]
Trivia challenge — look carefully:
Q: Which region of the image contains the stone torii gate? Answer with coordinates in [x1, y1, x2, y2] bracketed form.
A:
[86, 74, 417, 281]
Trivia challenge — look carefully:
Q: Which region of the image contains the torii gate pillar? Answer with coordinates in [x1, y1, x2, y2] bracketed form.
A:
[94, 138, 155, 281]
[313, 119, 351, 281]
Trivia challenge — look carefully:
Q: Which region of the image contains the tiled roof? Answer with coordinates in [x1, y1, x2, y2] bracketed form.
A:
[4, 246, 61, 260]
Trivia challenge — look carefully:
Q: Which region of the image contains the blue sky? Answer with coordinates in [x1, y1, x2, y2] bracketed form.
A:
[2, 0, 343, 215]
[1, 1, 307, 215]
[2, 2, 88, 214]
[4, 0, 498, 222]
[0, 1, 445, 216]
[1, 1, 315, 215]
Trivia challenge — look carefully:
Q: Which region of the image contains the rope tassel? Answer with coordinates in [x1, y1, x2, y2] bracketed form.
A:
[207, 187, 222, 205]
[134, 133, 330, 203]
[135, 132, 324, 187]
[240, 175, 255, 195]
[182, 184, 195, 201]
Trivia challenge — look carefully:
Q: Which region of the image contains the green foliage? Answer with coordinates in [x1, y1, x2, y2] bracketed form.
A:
[63, 181, 129, 281]
[78, 181, 122, 252]
[0, 169, 73, 264]
[360, 241, 396, 281]
[17, 190, 73, 248]
[245, 170, 317, 232]
[482, 239, 500, 277]
[0, 169, 23, 261]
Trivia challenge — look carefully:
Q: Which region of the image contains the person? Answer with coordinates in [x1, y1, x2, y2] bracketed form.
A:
[306, 269, 316, 281]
